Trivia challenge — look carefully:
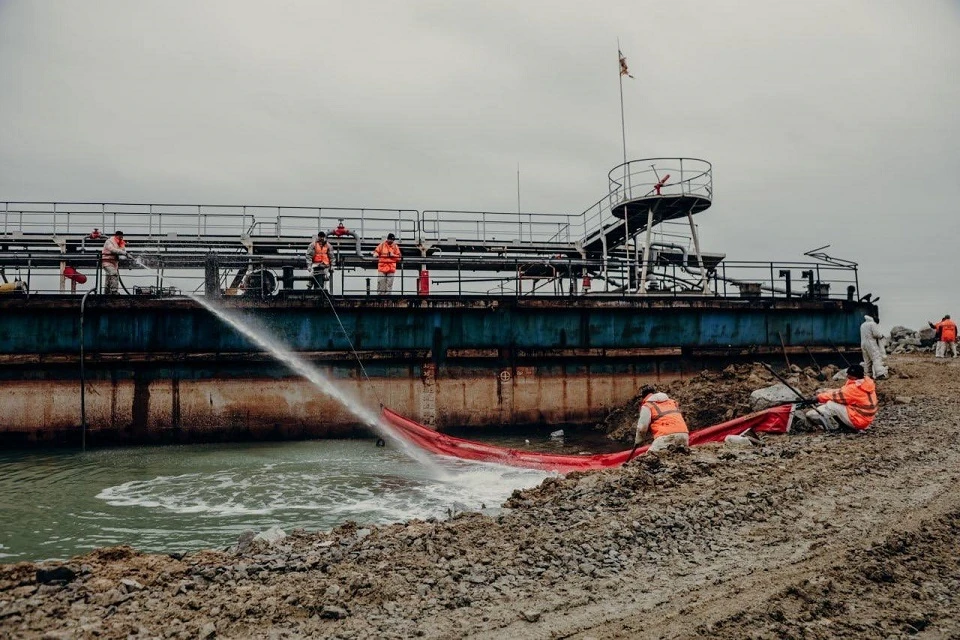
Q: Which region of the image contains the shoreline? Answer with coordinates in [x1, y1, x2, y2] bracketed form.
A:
[2, 354, 959, 638]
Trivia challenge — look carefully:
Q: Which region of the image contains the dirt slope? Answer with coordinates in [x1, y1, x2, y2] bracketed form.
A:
[2, 354, 958, 639]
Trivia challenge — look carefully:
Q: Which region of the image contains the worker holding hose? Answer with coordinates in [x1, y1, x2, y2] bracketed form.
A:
[101, 230, 130, 294]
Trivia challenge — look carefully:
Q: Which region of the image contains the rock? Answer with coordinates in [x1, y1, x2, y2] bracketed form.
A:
[253, 527, 287, 545]
[320, 605, 349, 619]
[724, 435, 755, 448]
[833, 369, 849, 381]
[895, 396, 913, 405]
[521, 609, 541, 622]
[198, 622, 216, 639]
[36, 566, 76, 584]
[918, 327, 937, 346]
[236, 531, 256, 552]
[749, 384, 798, 411]
[120, 578, 144, 592]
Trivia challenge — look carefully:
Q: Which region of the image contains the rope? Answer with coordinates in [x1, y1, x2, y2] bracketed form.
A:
[320, 288, 384, 407]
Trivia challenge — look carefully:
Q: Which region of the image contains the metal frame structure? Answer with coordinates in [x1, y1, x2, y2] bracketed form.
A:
[0, 158, 860, 300]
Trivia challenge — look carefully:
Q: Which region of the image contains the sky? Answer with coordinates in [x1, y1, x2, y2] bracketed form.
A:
[1, 0, 958, 328]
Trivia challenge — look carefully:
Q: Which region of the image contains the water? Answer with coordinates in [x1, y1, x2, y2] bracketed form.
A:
[0, 273, 610, 562]
[0, 435, 624, 562]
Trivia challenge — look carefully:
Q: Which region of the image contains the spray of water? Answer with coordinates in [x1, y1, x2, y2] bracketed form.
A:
[184, 293, 449, 474]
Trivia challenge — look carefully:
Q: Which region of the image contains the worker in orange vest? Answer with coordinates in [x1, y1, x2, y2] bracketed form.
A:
[928, 315, 957, 358]
[101, 230, 130, 294]
[305, 232, 332, 290]
[802, 364, 877, 431]
[635, 385, 689, 453]
[373, 233, 401, 294]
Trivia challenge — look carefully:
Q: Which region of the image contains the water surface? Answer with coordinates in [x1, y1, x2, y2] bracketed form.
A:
[0, 431, 617, 562]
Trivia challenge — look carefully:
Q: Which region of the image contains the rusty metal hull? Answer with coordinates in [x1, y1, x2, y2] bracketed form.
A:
[0, 294, 873, 447]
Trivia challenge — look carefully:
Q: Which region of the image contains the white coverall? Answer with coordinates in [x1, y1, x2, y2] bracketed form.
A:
[860, 315, 888, 379]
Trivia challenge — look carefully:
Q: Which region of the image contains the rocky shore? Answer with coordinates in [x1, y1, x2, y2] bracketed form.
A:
[2, 354, 959, 639]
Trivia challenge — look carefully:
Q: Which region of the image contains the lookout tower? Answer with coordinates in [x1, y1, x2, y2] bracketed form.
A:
[606, 157, 713, 293]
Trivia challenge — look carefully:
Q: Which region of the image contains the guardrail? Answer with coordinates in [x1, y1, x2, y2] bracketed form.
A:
[0, 246, 860, 303]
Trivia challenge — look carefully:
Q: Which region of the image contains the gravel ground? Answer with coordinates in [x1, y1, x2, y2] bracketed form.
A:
[2, 354, 958, 639]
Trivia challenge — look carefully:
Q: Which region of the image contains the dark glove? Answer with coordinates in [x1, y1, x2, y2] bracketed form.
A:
[796, 397, 818, 407]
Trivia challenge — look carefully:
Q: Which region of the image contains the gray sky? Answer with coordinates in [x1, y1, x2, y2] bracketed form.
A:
[1, 0, 958, 328]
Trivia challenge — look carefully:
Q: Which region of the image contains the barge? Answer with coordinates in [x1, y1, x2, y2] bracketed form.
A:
[0, 158, 876, 446]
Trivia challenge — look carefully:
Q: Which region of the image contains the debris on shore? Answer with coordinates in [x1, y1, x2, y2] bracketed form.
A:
[2, 354, 959, 639]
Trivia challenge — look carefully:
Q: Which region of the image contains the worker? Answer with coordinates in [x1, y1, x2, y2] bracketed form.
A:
[859, 315, 888, 379]
[802, 364, 877, 432]
[634, 385, 689, 453]
[928, 315, 957, 359]
[930, 315, 959, 358]
[305, 232, 331, 290]
[101, 230, 129, 294]
[373, 233, 401, 294]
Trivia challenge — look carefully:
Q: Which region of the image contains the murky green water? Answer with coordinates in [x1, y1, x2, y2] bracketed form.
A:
[0, 432, 615, 563]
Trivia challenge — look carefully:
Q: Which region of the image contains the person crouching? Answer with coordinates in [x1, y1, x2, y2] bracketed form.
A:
[635, 385, 689, 453]
[802, 364, 877, 432]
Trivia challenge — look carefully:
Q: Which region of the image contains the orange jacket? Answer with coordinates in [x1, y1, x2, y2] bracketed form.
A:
[643, 397, 689, 438]
[933, 319, 957, 343]
[374, 241, 401, 274]
[311, 241, 330, 266]
[816, 377, 877, 430]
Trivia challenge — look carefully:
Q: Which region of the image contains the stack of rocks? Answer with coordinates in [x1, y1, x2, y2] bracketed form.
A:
[887, 325, 937, 354]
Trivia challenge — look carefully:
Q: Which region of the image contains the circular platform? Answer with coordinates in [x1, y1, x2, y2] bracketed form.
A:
[611, 193, 712, 222]
[606, 158, 713, 228]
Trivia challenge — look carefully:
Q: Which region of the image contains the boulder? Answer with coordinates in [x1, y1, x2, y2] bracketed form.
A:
[253, 527, 287, 545]
[749, 384, 798, 411]
[36, 566, 76, 584]
[918, 327, 937, 347]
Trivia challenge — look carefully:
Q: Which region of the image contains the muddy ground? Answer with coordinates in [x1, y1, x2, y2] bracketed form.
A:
[2, 353, 959, 639]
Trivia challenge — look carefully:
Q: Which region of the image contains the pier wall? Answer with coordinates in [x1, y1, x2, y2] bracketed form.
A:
[0, 295, 873, 446]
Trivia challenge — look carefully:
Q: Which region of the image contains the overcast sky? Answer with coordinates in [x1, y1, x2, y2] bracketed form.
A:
[1, 1, 957, 328]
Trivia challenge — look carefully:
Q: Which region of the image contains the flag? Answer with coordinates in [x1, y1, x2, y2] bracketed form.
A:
[618, 50, 633, 78]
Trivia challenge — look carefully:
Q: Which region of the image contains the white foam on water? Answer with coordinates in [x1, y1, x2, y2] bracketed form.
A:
[95, 454, 551, 525]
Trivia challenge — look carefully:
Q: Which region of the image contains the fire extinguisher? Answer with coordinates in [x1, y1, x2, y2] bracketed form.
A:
[582, 275, 592, 292]
[418, 269, 430, 296]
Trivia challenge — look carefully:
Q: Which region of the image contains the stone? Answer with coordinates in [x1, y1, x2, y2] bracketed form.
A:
[36, 566, 76, 584]
[895, 396, 913, 405]
[120, 578, 144, 592]
[521, 609, 541, 622]
[236, 531, 256, 552]
[198, 622, 217, 639]
[253, 527, 287, 545]
[320, 605, 349, 619]
[723, 435, 755, 448]
[749, 384, 798, 411]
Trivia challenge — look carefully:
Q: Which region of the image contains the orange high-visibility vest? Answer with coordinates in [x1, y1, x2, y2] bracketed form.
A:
[312, 242, 330, 266]
[374, 241, 401, 274]
[101, 236, 126, 267]
[644, 398, 689, 438]
[935, 319, 957, 342]
[816, 377, 878, 430]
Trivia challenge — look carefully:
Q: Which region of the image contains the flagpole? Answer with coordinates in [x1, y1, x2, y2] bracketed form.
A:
[618, 39, 631, 289]
[618, 39, 627, 174]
